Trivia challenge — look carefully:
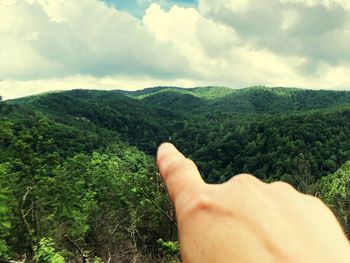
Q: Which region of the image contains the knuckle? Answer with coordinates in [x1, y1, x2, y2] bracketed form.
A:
[231, 173, 258, 185]
[183, 193, 212, 216]
[304, 194, 324, 206]
[299, 194, 331, 213]
[270, 181, 296, 192]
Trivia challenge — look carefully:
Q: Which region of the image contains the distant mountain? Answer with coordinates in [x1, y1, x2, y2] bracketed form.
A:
[135, 86, 350, 114]
[111, 86, 350, 114]
[9, 89, 178, 153]
[11, 86, 350, 114]
[115, 86, 235, 99]
[4, 85, 350, 260]
[209, 86, 350, 113]
[8, 86, 350, 156]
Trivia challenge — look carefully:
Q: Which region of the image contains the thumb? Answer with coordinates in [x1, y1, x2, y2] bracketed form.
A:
[157, 143, 204, 204]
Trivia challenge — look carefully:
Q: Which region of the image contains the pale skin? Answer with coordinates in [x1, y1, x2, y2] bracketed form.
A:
[157, 143, 350, 263]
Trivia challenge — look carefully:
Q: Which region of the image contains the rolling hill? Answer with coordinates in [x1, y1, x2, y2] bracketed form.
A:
[2, 85, 350, 261]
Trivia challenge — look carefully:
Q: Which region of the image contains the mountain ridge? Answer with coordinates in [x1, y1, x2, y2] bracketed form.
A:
[10, 86, 350, 115]
[3, 85, 350, 260]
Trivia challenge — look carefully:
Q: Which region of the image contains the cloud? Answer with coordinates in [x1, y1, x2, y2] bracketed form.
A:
[1, 0, 350, 99]
[0, 0, 191, 80]
[143, 3, 308, 86]
[144, 1, 350, 89]
[199, 0, 350, 71]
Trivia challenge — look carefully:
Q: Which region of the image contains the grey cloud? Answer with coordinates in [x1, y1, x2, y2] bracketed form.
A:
[200, 0, 350, 72]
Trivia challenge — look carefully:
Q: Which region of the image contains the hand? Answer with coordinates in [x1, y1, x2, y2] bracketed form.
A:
[157, 143, 350, 263]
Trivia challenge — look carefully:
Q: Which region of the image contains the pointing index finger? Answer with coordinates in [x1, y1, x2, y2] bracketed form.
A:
[157, 143, 204, 204]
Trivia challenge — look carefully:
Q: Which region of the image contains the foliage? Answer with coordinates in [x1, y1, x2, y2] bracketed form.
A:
[3, 86, 350, 261]
[93, 256, 103, 263]
[124, 86, 234, 100]
[0, 107, 176, 261]
[317, 161, 350, 237]
[170, 108, 350, 187]
[34, 238, 65, 263]
[157, 239, 180, 262]
[0, 165, 10, 259]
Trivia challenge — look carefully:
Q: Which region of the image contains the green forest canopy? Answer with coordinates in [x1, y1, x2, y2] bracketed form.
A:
[1, 86, 350, 262]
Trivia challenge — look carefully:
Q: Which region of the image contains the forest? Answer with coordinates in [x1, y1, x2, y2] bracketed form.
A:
[1, 86, 350, 262]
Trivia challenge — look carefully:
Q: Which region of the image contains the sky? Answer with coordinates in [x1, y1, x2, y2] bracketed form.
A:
[1, 0, 350, 99]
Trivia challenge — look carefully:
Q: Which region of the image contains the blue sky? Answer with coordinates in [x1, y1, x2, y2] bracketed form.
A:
[1, 0, 350, 99]
[104, 0, 198, 17]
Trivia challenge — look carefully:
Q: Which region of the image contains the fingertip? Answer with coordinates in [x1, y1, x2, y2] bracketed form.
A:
[157, 143, 182, 165]
[157, 142, 175, 157]
[156, 143, 204, 205]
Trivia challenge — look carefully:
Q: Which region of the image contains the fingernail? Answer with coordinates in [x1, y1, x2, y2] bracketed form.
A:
[157, 142, 175, 157]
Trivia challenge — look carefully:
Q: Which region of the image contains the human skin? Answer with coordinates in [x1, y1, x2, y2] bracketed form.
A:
[156, 143, 350, 263]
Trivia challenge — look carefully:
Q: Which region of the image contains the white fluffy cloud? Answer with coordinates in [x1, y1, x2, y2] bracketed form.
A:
[143, 3, 315, 87]
[144, 0, 350, 88]
[1, 0, 350, 99]
[0, 0, 190, 79]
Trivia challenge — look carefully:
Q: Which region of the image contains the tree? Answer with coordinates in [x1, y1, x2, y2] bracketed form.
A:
[34, 238, 65, 263]
[0, 118, 60, 259]
[317, 161, 350, 238]
[0, 164, 11, 260]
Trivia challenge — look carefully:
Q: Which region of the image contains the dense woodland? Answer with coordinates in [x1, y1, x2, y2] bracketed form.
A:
[1, 86, 350, 262]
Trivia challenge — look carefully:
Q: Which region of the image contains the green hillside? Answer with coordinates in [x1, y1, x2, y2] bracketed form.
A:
[9, 87, 350, 181]
[2, 86, 350, 261]
[121, 86, 350, 114]
[10, 90, 179, 153]
[117, 86, 235, 99]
